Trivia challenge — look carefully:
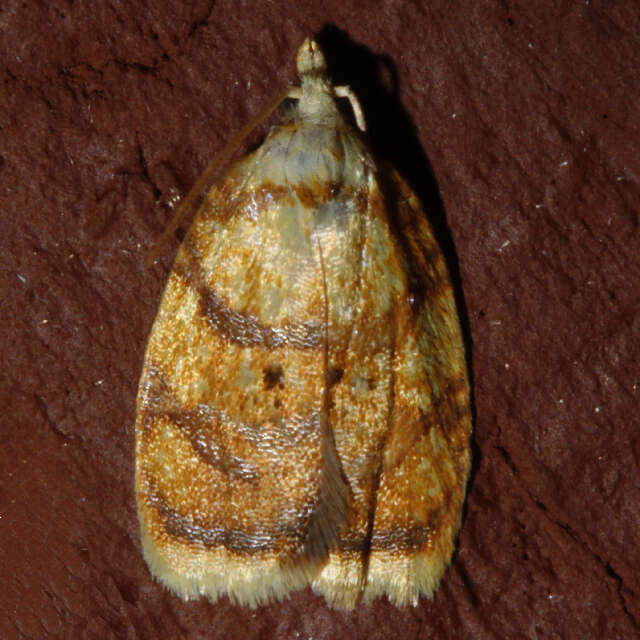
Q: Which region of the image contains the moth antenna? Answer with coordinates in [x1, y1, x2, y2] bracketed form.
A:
[334, 85, 366, 131]
[145, 85, 295, 266]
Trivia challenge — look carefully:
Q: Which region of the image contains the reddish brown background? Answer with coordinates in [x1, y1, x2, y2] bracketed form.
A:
[2, 1, 639, 638]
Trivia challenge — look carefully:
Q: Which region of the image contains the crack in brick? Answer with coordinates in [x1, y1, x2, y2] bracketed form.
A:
[34, 393, 72, 440]
[137, 141, 162, 200]
[495, 444, 639, 630]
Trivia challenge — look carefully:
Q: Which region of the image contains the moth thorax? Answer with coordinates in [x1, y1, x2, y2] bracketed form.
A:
[298, 78, 339, 123]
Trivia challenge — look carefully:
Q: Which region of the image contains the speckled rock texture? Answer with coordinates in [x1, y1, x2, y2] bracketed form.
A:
[2, 2, 639, 638]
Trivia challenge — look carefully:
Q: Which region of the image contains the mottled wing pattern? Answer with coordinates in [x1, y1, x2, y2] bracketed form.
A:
[364, 170, 470, 605]
[135, 133, 350, 606]
[136, 37, 471, 610]
[310, 168, 471, 608]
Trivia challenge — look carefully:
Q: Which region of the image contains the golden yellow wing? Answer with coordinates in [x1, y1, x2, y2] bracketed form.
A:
[135, 148, 350, 607]
[136, 36, 471, 610]
[308, 167, 471, 608]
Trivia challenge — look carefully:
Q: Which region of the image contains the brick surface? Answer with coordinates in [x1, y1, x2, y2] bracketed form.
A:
[2, 2, 639, 638]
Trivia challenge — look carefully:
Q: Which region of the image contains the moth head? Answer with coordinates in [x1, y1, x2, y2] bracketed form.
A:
[296, 38, 328, 79]
[294, 38, 365, 131]
[295, 38, 339, 124]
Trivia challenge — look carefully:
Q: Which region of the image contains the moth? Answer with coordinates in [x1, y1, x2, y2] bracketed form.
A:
[135, 38, 471, 610]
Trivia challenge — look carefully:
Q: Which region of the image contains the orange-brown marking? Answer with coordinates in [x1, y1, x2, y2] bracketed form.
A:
[172, 254, 325, 351]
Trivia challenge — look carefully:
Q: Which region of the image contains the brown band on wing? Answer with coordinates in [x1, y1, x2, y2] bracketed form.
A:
[292, 180, 341, 209]
[371, 170, 451, 311]
[147, 479, 442, 556]
[333, 530, 370, 554]
[173, 246, 324, 351]
[196, 282, 324, 349]
[141, 406, 260, 483]
[422, 378, 472, 464]
[370, 523, 438, 553]
[427, 376, 471, 419]
[200, 180, 297, 224]
[139, 363, 325, 478]
[147, 487, 285, 553]
[148, 480, 444, 556]
[398, 235, 451, 308]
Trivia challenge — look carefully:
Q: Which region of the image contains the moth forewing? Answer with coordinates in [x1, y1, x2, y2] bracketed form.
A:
[135, 38, 471, 610]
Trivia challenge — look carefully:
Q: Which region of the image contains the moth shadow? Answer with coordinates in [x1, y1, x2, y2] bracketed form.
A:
[317, 26, 478, 486]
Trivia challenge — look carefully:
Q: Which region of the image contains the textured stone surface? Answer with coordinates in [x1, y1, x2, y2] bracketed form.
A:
[2, 2, 639, 638]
